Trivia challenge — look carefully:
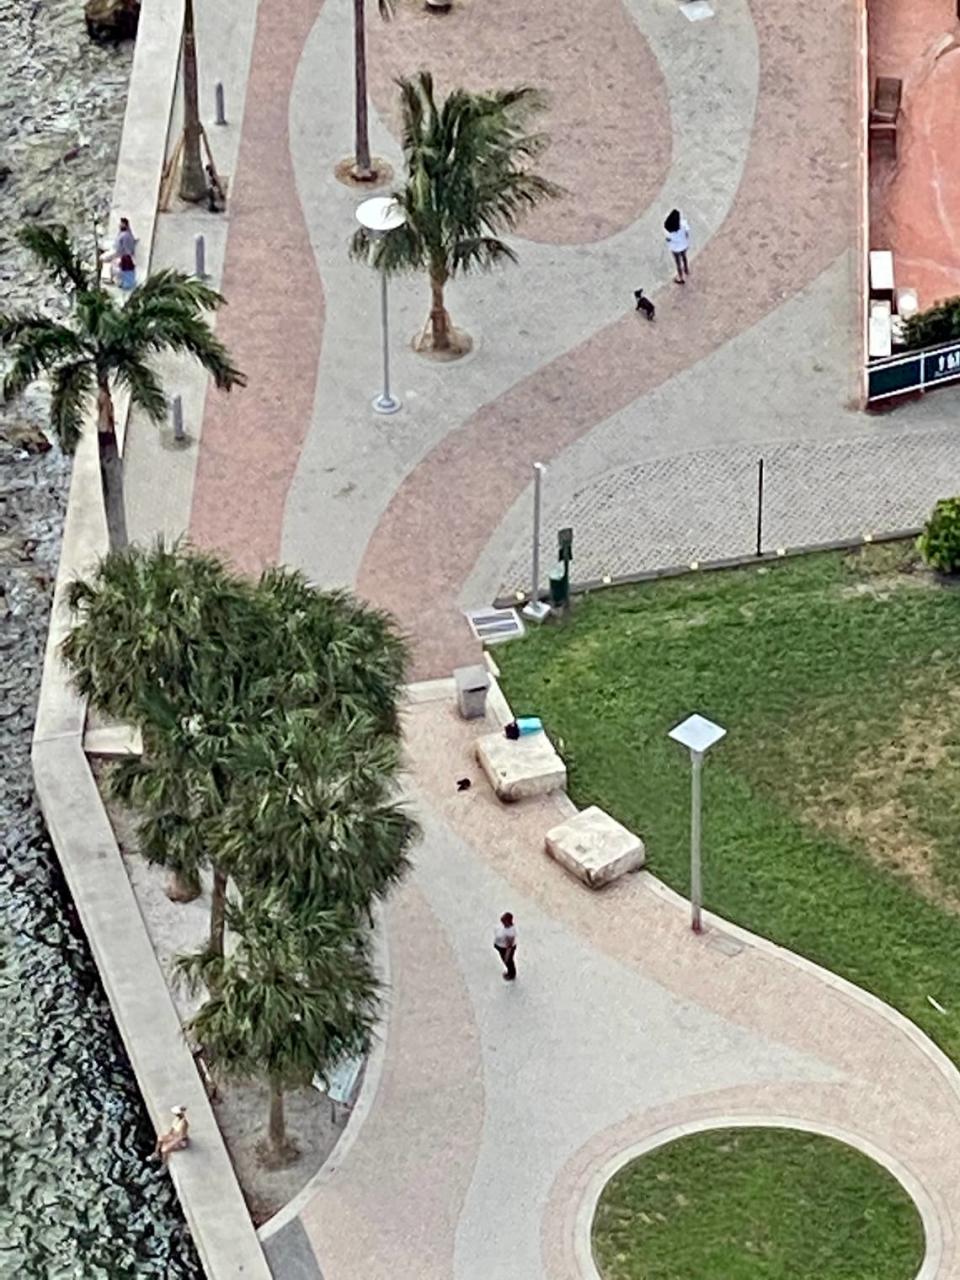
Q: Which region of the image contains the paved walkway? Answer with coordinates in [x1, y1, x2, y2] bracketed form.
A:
[264, 690, 960, 1278]
[116, 0, 960, 1272]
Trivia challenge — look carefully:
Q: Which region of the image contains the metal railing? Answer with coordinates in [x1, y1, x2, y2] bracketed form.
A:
[867, 337, 960, 404]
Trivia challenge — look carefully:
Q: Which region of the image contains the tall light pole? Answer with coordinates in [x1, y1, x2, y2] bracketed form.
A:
[522, 462, 550, 623]
[355, 197, 406, 415]
[668, 713, 726, 934]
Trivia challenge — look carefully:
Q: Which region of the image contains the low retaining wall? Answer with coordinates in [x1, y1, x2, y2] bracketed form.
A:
[30, 1, 270, 1275]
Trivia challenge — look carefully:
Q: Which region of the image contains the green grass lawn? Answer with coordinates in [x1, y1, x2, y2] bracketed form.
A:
[591, 1127, 925, 1280]
[498, 543, 960, 1064]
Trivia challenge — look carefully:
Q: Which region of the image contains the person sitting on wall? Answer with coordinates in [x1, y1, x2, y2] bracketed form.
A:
[149, 1105, 190, 1163]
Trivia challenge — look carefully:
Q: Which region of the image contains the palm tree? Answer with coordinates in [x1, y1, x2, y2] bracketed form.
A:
[62, 544, 412, 955]
[178, 897, 380, 1165]
[255, 567, 408, 736]
[217, 712, 419, 920]
[0, 225, 246, 548]
[179, 0, 208, 203]
[351, 71, 562, 352]
[352, 0, 392, 181]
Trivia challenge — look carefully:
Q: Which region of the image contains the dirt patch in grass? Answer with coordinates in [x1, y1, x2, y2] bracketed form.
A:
[803, 691, 960, 912]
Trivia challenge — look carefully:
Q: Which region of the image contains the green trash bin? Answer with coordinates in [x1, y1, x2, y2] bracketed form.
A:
[548, 563, 569, 607]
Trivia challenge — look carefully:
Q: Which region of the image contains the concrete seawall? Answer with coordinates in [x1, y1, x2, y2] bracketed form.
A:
[30, 1, 271, 1275]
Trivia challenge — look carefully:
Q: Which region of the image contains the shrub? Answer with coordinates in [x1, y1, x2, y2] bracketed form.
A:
[904, 297, 960, 350]
[918, 497, 960, 573]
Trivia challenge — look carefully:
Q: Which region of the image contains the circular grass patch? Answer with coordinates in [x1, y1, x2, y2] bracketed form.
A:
[592, 1127, 924, 1280]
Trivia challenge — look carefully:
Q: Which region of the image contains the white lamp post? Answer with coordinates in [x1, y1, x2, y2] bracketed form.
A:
[355, 196, 406, 415]
[522, 461, 551, 623]
[668, 713, 726, 934]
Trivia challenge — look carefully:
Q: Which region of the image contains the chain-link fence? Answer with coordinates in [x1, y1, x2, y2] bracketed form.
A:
[495, 430, 960, 603]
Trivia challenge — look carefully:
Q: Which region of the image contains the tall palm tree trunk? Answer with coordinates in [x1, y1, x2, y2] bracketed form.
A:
[208, 864, 228, 957]
[179, 0, 208, 203]
[429, 270, 450, 351]
[352, 0, 375, 180]
[268, 1083, 286, 1152]
[96, 381, 128, 549]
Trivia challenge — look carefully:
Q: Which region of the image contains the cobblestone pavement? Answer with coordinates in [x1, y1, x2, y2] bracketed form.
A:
[497, 425, 960, 591]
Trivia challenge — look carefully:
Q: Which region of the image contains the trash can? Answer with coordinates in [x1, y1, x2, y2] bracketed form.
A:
[548, 563, 569, 607]
[454, 664, 490, 720]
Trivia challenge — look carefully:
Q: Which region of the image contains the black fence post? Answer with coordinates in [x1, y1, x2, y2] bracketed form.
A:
[755, 458, 764, 557]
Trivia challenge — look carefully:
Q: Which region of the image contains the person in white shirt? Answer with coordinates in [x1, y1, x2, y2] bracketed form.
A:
[494, 912, 517, 981]
[664, 208, 690, 284]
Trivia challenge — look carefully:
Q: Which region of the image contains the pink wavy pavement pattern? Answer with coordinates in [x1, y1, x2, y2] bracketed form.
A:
[358, 0, 859, 677]
[366, 0, 672, 244]
[188, 0, 325, 573]
[300, 882, 485, 1278]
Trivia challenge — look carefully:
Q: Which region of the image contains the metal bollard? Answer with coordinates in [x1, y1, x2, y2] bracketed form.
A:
[214, 81, 227, 126]
[194, 233, 206, 279]
[172, 394, 185, 442]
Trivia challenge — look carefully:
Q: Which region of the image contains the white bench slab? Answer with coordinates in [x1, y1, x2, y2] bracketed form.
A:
[83, 722, 143, 757]
[475, 729, 566, 802]
[545, 805, 645, 887]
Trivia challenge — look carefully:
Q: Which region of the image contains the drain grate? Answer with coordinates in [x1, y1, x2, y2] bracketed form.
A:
[464, 606, 525, 645]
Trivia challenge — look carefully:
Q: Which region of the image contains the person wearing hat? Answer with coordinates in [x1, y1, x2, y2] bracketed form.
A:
[150, 1105, 190, 1163]
[494, 912, 518, 981]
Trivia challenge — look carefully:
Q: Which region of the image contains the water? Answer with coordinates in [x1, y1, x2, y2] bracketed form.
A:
[0, 2, 202, 1275]
[0, 429, 202, 1280]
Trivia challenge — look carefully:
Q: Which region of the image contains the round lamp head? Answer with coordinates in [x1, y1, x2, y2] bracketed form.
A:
[355, 196, 406, 238]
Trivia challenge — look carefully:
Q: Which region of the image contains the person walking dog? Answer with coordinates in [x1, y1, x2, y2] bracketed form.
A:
[494, 912, 517, 981]
[664, 208, 691, 284]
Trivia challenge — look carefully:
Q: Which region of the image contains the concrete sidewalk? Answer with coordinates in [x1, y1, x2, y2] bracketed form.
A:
[109, 0, 960, 1272]
[276, 691, 960, 1278]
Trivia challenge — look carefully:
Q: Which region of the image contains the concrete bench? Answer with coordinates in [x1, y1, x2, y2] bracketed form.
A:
[475, 728, 566, 802]
[545, 805, 645, 887]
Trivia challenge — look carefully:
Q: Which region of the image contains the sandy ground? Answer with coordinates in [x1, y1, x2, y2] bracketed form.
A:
[94, 761, 346, 1225]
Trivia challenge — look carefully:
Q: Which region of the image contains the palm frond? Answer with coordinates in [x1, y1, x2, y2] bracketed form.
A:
[50, 358, 95, 451]
[111, 353, 170, 422]
[377, 70, 561, 293]
[125, 268, 227, 315]
[17, 223, 91, 293]
[0, 315, 86, 401]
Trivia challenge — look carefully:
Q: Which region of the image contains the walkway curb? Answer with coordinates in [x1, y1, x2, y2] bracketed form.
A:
[572, 1115, 941, 1280]
[485, 666, 960, 1274]
[30, 1, 271, 1275]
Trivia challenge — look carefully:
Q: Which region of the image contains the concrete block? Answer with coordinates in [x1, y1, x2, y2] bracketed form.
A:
[84, 722, 143, 757]
[475, 729, 566, 801]
[545, 805, 645, 887]
[454, 664, 490, 720]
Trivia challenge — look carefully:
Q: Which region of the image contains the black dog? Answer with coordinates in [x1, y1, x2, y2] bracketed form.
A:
[634, 288, 656, 321]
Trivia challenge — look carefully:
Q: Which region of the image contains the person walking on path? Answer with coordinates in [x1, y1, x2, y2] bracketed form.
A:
[113, 216, 137, 291]
[494, 912, 518, 981]
[664, 208, 690, 284]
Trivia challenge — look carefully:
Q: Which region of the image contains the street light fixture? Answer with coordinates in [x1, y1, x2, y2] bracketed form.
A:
[355, 196, 406, 415]
[668, 712, 726, 934]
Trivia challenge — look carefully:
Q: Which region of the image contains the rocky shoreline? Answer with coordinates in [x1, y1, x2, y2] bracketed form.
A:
[0, 3, 200, 1274]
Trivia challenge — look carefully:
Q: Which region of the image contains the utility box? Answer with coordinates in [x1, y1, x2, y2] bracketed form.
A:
[549, 564, 569, 607]
[454, 664, 490, 720]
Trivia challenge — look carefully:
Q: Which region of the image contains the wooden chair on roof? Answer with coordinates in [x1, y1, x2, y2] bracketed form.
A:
[870, 77, 902, 157]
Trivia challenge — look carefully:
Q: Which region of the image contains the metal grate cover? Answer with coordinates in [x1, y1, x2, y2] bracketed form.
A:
[464, 606, 525, 645]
